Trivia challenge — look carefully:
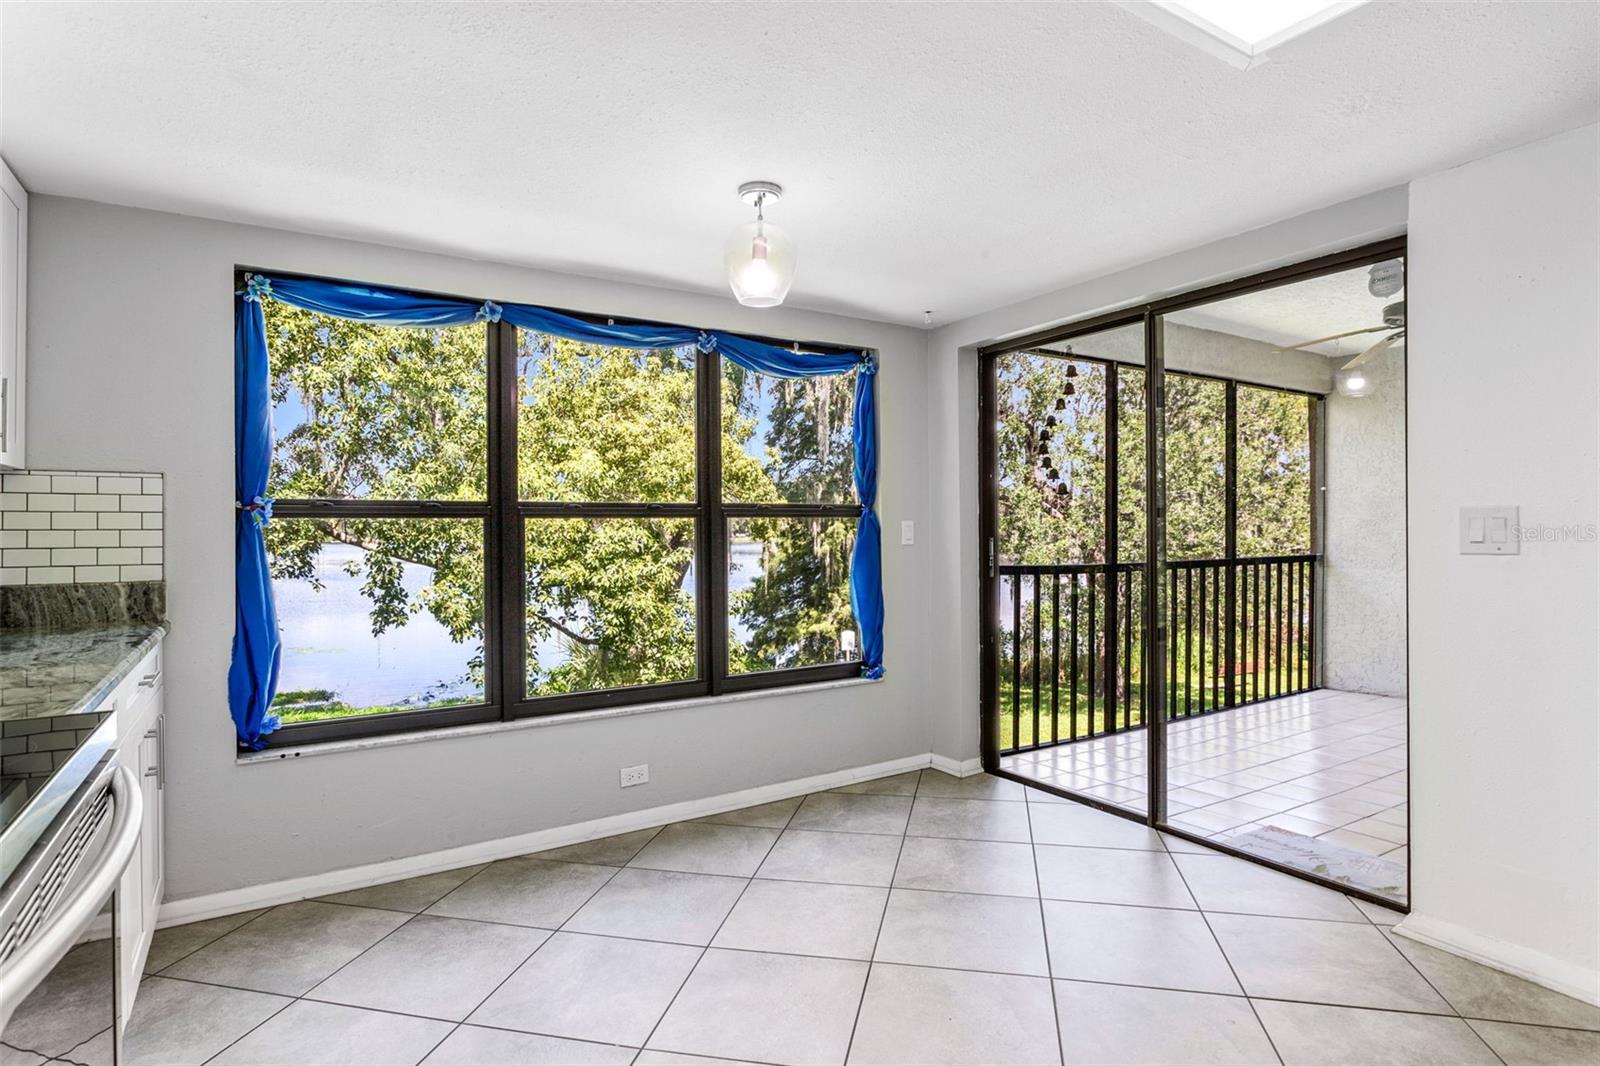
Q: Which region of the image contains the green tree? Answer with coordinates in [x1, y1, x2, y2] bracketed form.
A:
[728, 371, 858, 671]
[262, 304, 851, 712]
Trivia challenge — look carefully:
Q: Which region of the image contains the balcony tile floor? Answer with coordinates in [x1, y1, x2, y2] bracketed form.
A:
[8, 766, 1598, 1066]
[1001, 689, 1410, 900]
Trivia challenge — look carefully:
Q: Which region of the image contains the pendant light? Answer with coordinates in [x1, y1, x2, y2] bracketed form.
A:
[725, 181, 796, 308]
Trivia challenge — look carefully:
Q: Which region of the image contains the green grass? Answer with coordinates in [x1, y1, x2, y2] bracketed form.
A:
[271, 691, 479, 724]
[996, 662, 1306, 751]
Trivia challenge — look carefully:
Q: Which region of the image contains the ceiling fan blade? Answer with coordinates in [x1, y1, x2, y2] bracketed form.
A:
[1274, 326, 1392, 353]
[1341, 331, 1403, 369]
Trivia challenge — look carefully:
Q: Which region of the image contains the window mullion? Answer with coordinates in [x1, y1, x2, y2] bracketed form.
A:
[703, 349, 727, 695]
[493, 320, 524, 714]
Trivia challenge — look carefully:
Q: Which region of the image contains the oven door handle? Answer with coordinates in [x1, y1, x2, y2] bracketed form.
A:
[0, 764, 142, 1028]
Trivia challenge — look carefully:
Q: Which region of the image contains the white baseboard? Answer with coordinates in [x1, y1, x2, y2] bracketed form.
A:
[929, 754, 984, 778]
[1394, 913, 1600, 1007]
[155, 752, 964, 930]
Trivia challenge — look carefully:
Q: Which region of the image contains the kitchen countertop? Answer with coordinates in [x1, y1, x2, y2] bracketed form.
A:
[0, 623, 167, 722]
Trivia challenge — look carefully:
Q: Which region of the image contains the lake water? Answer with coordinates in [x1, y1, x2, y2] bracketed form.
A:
[274, 541, 769, 708]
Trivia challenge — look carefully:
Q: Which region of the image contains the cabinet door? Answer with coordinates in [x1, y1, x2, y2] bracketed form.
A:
[0, 157, 24, 470]
[138, 713, 164, 928]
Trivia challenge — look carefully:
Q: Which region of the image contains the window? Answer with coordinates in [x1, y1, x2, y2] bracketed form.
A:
[260, 288, 869, 745]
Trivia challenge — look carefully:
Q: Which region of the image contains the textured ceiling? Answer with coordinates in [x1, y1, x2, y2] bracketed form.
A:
[1, 2, 1595, 326]
[1168, 261, 1404, 357]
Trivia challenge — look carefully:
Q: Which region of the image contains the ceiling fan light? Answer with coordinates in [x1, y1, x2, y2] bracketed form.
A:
[1335, 365, 1374, 398]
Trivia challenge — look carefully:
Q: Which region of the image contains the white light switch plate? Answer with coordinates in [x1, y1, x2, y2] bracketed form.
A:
[900, 520, 915, 546]
[1460, 506, 1519, 555]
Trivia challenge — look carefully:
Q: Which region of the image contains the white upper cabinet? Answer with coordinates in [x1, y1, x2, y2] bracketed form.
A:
[0, 157, 26, 470]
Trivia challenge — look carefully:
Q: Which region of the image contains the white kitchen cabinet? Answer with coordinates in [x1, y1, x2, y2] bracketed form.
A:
[0, 156, 24, 470]
[111, 642, 164, 1026]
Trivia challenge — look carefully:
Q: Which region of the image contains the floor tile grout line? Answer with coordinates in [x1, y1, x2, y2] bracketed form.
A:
[197, 989, 297, 1065]
[148, 953, 1600, 1035]
[1022, 785, 1069, 1066]
[839, 767, 921, 1064]
[146, 902, 280, 978]
[627, 786, 800, 1062]
[1164, 833, 1286, 1066]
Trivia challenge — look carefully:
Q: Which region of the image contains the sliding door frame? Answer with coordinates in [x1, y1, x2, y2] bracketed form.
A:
[979, 235, 1409, 910]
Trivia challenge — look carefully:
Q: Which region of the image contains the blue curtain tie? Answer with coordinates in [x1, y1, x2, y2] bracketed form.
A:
[696, 331, 718, 353]
[859, 351, 878, 376]
[476, 300, 503, 323]
[242, 273, 273, 303]
[237, 495, 274, 527]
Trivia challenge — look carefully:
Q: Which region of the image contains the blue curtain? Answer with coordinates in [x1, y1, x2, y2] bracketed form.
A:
[230, 273, 884, 744]
[229, 288, 282, 748]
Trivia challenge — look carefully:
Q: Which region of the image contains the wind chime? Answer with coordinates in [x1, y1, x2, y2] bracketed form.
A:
[1034, 351, 1079, 501]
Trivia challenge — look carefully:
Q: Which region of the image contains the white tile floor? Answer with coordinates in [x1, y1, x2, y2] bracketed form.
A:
[8, 767, 1598, 1066]
[1002, 689, 1409, 900]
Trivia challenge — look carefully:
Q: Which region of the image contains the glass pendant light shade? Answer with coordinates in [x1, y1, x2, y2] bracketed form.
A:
[725, 217, 796, 307]
[1335, 365, 1375, 398]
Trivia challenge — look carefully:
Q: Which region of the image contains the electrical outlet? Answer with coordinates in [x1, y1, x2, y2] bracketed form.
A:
[620, 763, 649, 788]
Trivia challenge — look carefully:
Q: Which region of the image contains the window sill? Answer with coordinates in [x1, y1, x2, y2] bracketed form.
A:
[236, 674, 883, 766]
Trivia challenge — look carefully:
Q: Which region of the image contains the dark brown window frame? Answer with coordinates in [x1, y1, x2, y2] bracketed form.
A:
[252, 270, 869, 750]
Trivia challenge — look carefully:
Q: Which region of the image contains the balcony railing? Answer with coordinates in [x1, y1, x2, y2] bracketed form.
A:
[997, 554, 1318, 755]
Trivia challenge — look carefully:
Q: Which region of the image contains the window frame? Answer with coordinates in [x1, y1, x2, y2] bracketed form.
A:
[250, 271, 870, 750]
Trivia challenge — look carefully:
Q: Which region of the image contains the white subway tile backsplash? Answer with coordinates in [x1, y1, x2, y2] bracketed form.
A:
[27, 494, 75, 511]
[3, 549, 50, 567]
[26, 567, 75, 585]
[96, 477, 143, 494]
[73, 494, 120, 511]
[0, 470, 163, 586]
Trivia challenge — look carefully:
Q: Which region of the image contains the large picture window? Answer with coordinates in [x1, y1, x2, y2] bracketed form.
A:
[247, 275, 875, 747]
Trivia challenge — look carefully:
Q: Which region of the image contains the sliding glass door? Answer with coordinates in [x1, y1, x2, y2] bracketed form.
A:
[981, 238, 1409, 907]
[984, 321, 1151, 817]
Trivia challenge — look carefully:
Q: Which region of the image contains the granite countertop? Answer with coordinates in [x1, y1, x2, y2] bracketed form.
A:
[0, 623, 167, 722]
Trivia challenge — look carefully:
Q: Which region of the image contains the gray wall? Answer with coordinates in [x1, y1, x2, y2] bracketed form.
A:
[24, 196, 938, 901]
[1322, 352, 1407, 696]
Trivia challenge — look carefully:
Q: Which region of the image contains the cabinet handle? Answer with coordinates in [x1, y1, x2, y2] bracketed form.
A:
[143, 767, 158, 778]
[138, 671, 161, 688]
[157, 711, 165, 791]
[1, 376, 8, 454]
[143, 729, 157, 739]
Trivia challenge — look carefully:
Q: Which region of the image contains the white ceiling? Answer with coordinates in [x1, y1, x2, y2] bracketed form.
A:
[1, 2, 1595, 327]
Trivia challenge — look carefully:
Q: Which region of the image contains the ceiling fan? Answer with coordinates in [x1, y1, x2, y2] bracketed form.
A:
[1274, 299, 1406, 365]
[1273, 260, 1406, 396]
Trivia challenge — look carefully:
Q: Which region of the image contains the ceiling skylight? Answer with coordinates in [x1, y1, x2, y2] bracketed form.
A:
[1124, 0, 1367, 68]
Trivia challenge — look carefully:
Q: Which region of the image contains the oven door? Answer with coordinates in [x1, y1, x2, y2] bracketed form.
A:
[0, 758, 142, 1062]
